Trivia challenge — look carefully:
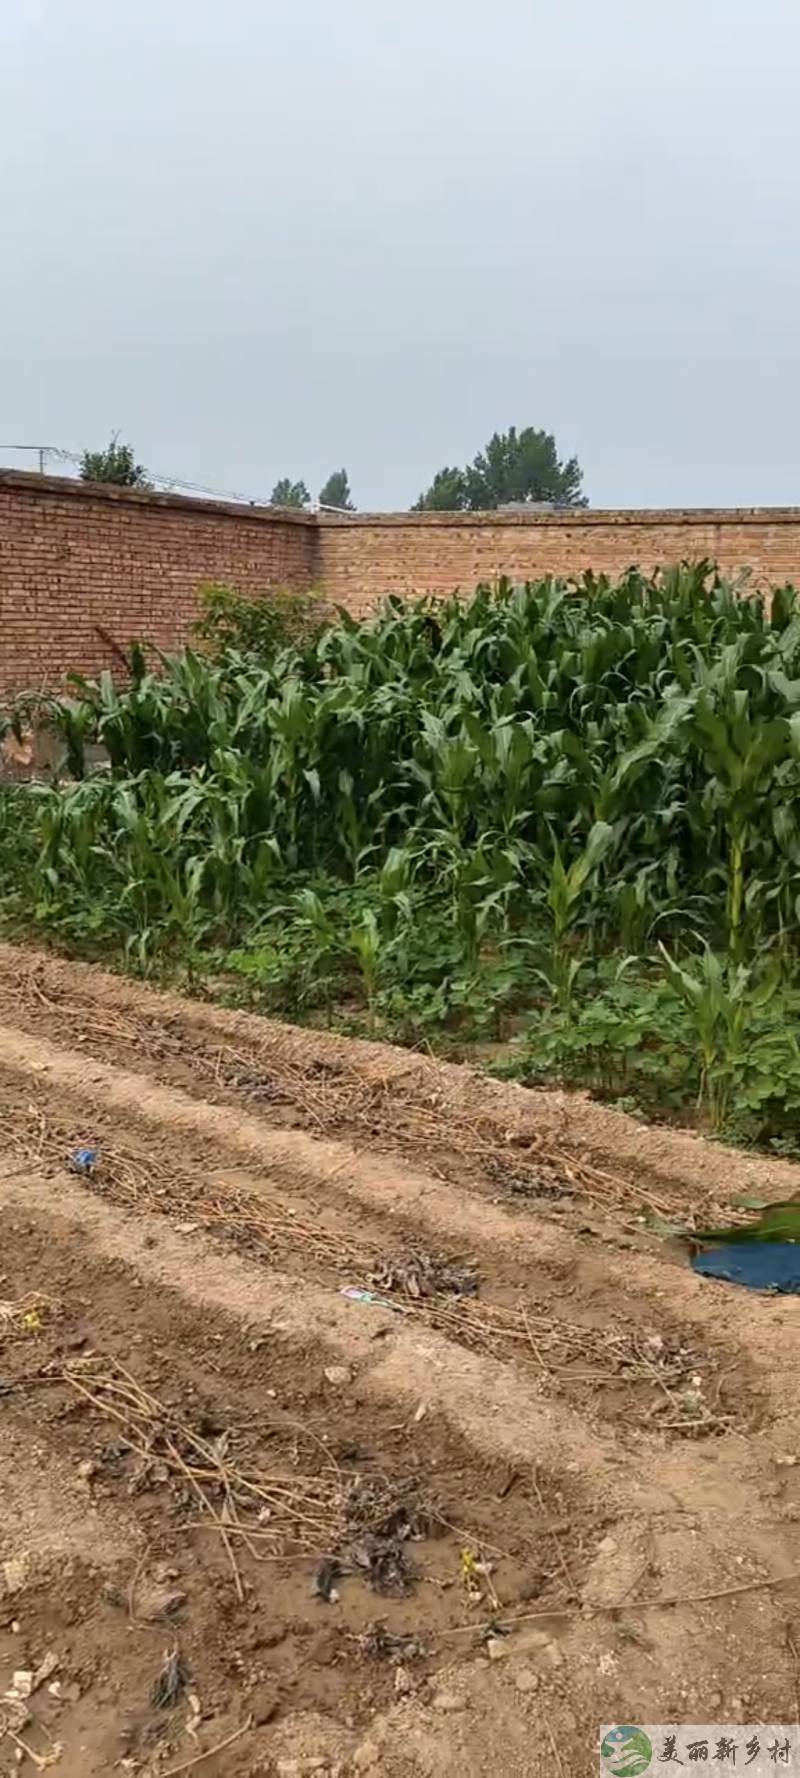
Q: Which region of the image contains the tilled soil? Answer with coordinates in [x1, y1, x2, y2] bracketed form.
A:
[0, 945, 800, 1776]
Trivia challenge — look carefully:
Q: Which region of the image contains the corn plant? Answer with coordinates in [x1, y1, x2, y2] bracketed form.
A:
[348, 909, 382, 1029]
[658, 943, 780, 1131]
[536, 821, 614, 1012]
[3, 564, 800, 1102]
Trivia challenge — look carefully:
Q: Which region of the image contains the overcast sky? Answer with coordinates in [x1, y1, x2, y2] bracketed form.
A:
[2, 0, 799, 510]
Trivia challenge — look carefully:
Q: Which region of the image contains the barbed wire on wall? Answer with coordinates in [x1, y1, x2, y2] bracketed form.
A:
[0, 443, 270, 507]
[0, 445, 360, 514]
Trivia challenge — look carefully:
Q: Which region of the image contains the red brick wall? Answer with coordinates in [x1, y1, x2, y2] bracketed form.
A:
[0, 471, 316, 699]
[317, 509, 800, 614]
[4, 469, 800, 701]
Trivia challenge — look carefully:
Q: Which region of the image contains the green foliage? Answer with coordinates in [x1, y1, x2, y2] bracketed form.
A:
[657, 944, 781, 1131]
[539, 821, 614, 1012]
[497, 975, 694, 1104]
[270, 478, 310, 508]
[3, 562, 800, 1152]
[194, 583, 321, 658]
[695, 1201, 800, 1244]
[80, 435, 150, 488]
[319, 468, 354, 511]
[498, 965, 800, 1151]
[412, 467, 469, 512]
[413, 425, 585, 511]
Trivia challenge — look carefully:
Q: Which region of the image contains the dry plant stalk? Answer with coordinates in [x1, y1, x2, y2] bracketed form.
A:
[6, 1095, 722, 1431]
[5, 961, 709, 1220]
[60, 1352, 346, 1599]
[0, 1291, 57, 1336]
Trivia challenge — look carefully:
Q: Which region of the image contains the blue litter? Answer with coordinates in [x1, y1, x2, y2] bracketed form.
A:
[71, 1146, 98, 1175]
[339, 1286, 412, 1316]
[692, 1242, 800, 1294]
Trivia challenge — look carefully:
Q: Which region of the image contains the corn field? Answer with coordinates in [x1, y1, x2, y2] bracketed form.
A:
[3, 565, 800, 1143]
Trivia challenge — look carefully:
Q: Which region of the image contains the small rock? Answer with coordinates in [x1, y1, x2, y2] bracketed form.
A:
[323, 1365, 353, 1387]
[394, 1666, 413, 1696]
[597, 1535, 618, 1556]
[137, 1582, 187, 1623]
[32, 1652, 59, 1690]
[516, 1627, 556, 1653]
[307, 1628, 339, 1667]
[486, 1638, 508, 1662]
[544, 1643, 564, 1669]
[775, 1454, 798, 1467]
[252, 1624, 287, 1650]
[249, 1686, 279, 1726]
[6, 1671, 33, 1702]
[175, 1222, 200, 1234]
[432, 1689, 465, 1713]
[152, 1562, 180, 1584]
[2, 1559, 28, 1597]
[63, 1681, 82, 1703]
[513, 1666, 540, 1695]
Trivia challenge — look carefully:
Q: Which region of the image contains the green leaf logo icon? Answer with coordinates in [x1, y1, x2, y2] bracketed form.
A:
[601, 1727, 653, 1777]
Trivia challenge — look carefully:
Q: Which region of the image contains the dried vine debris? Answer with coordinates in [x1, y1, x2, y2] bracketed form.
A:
[2, 959, 697, 1220]
[2, 1094, 732, 1433]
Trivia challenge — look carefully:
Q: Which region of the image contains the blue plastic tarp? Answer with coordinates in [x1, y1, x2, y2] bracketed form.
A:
[692, 1242, 800, 1293]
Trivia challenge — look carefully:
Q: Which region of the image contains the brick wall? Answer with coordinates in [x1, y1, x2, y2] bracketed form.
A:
[317, 508, 800, 614]
[0, 471, 316, 700]
[4, 469, 800, 701]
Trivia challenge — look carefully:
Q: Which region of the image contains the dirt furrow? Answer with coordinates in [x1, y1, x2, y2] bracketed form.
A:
[0, 1036, 765, 1444]
[3, 1171, 800, 1775]
[1, 943, 800, 1774]
[4, 939, 799, 1214]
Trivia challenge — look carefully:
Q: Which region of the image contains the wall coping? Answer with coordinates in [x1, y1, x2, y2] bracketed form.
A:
[3, 468, 800, 532]
[318, 506, 800, 529]
[0, 468, 315, 527]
